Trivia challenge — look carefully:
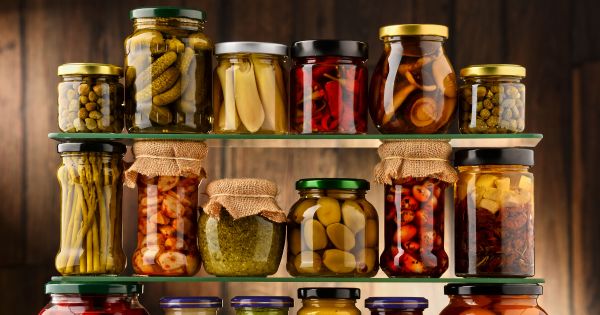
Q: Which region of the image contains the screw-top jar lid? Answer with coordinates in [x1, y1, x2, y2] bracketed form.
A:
[58, 142, 127, 154]
[454, 148, 534, 166]
[460, 64, 526, 78]
[130, 6, 206, 21]
[45, 283, 143, 295]
[298, 288, 360, 300]
[231, 296, 294, 308]
[215, 41, 288, 56]
[379, 24, 449, 39]
[365, 297, 429, 310]
[58, 63, 122, 76]
[160, 297, 223, 309]
[296, 178, 370, 190]
[291, 40, 368, 59]
[444, 284, 543, 296]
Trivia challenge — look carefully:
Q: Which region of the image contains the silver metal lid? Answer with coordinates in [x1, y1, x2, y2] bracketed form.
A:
[215, 41, 288, 56]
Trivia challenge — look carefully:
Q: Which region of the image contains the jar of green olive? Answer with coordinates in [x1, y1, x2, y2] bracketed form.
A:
[459, 64, 526, 134]
[58, 63, 124, 133]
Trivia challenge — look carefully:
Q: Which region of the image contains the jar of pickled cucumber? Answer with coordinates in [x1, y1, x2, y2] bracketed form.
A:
[231, 296, 294, 315]
[214, 42, 288, 134]
[58, 63, 124, 133]
[287, 178, 379, 277]
[160, 297, 222, 315]
[125, 7, 213, 133]
[298, 288, 361, 315]
[365, 297, 428, 315]
[454, 148, 535, 277]
[459, 64, 526, 134]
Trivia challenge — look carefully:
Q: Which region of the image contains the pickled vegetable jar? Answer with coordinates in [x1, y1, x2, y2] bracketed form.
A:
[365, 297, 428, 314]
[440, 284, 548, 315]
[39, 283, 149, 315]
[160, 296, 222, 315]
[298, 288, 361, 315]
[55, 142, 126, 275]
[58, 63, 124, 133]
[132, 174, 201, 276]
[454, 148, 534, 277]
[287, 178, 379, 277]
[231, 296, 294, 314]
[370, 24, 457, 133]
[214, 42, 288, 134]
[459, 64, 526, 134]
[290, 40, 368, 134]
[125, 7, 213, 133]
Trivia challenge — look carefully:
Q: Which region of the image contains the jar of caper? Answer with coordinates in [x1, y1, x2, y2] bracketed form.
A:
[459, 64, 526, 134]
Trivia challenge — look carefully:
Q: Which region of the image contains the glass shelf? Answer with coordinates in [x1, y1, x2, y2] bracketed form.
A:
[48, 133, 543, 148]
[51, 276, 544, 284]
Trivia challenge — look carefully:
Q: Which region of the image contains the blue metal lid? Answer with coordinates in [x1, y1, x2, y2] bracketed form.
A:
[231, 296, 294, 308]
[365, 297, 428, 310]
[160, 297, 223, 309]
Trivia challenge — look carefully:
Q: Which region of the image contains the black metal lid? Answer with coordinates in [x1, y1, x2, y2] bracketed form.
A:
[298, 288, 360, 300]
[444, 284, 543, 296]
[454, 148, 534, 166]
[291, 40, 368, 59]
[57, 142, 126, 154]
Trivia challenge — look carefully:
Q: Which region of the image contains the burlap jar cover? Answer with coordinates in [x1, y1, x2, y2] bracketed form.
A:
[202, 178, 286, 223]
[374, 140, 458, 184]
[124, 140, 208, 188]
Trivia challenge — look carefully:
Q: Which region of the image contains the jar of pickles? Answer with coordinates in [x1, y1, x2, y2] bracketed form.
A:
[231, 296, 294, 315]
[58, 63, 124, 133]
[454, 148, 535, 277]
[370, 24, 457, 133]
[459, 64, 526, 134]
[125, 7, 213, 133]
[365, 297, 428, 315]
[298, 288, 361, 315]
[55, 142, 126, 275]
[440, 284, 548, 315]
[287, 179, 379, 277]
[214, 42, 288, 134]
[160, 297, 223, 315]
[290, 40, 368, 134]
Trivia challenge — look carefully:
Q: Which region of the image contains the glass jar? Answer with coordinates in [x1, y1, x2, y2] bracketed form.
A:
[365, 297, 428, 315]
[39, 283, 149, 315]
[298, 288, 361, 315]
[132, 174, 201, 276]
[125, 7, 213, 133]
[231, 296, 294, 314]
[214, 42, 288, 134]
[459, 64, 526, 134]
[440, 284, 548, 315]
[55, 142, 126, 275]
[454, 148, 535, 277]
[370, 24, 457, 134]
[287, 179, 379, 277]
[290, 40, 369, 134]
[160, 296, 222, 315]
[380, 177, 448, 277]
[58, 63, 124, 133]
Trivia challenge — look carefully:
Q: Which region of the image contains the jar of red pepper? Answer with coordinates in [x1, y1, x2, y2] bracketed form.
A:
[290, 40, 368, 134]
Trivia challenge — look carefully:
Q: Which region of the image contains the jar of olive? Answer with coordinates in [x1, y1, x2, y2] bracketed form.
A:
[58, 63, 124, 133]
[287, 178, 379, 277]
[125, 7, 213, 133]
[459, 64, 526, 134]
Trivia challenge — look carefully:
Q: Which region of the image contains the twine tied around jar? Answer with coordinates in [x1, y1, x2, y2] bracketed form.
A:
[124, 140, 208, 188]
[202, 178, 286, 223]
[374, 140, 458, 184]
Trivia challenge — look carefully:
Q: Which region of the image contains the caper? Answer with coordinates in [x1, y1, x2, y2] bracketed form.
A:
[476, 86, 487, 99]
[486, 115, 499, 127]
[480, 108, 491, 119]
[476, 101, 483, 112]
[483, 99, 494, 110]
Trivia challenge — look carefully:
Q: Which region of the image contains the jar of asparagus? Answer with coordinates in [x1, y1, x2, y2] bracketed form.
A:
[55, 142, 126, 275]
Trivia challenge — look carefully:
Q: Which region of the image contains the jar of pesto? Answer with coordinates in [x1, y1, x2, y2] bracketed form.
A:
[160, 297, 222, 315]
[231, 296, 294, 315]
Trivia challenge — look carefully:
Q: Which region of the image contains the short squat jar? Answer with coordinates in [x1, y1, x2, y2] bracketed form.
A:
[365, 297, 428, 315]
[459, 64, 526, 134]
[160, 296, 222, 315]
[214, 42, 288, 134]
[297, 288, 361, 315]
[231, 296, 294, 315]
[58, 63, 124, 133]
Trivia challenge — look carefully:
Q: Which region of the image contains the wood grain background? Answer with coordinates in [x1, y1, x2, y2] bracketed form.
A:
[0, 0, 598, 314]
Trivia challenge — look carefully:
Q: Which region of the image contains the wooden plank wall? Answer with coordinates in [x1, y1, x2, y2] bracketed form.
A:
[0, 0, 597, 314]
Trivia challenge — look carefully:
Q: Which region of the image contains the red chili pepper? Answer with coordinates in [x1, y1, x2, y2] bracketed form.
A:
[324, 81, 341, 119]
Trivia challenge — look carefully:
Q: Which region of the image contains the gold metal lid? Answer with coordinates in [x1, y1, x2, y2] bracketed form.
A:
[379, 24, 449, 39]
[460, 64, 526, 77]
[57, 63, 122, 76]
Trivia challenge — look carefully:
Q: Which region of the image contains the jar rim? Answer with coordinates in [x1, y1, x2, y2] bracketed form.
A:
[379, 24, 448, 39]
[298, 287, 360, 299]
[230, 296, 294, 308]
[160, 296, 223, 309]
[365, 297, 428, 310]
[291, 40, 368, 59]
[444, 284, 543, 296]
[57, 142, 126, 154]
[460, 64, 526, 78]
[58, 63, 122, 76]
[215, 41, 288, 56]
[454, 148, 534, 166]
[296, 178, 370, 190]
[45, 282, 142, 295]
[130, 6, 206, 21]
